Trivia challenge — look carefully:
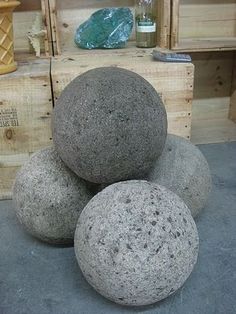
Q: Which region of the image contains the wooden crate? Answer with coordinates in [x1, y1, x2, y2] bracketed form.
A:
[48, 0, 170, 55]
[47, 0, 236, 145]
[0, 58, 53, 199]
[13, 0, 52, 58]
[171, 0, 236, 52]
[51, 50, 194, 139]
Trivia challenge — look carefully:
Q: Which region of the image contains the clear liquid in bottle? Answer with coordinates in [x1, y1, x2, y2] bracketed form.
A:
[135, 0, 157, 48]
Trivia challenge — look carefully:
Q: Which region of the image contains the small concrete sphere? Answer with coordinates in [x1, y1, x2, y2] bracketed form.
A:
[147, 134, 212, 218]
[74, 180, 199, 306]
[13, 147, 93, 244]
[52, 67, 167, 184]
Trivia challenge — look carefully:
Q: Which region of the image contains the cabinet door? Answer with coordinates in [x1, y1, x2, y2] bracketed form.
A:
[171, 0, 236, 52]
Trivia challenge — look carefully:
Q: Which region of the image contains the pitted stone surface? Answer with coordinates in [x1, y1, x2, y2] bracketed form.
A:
[52, 67, 167, 184]
[13, 147, 93, 244]
[148, 134, 212, 217]
[74, 180, 199, 306]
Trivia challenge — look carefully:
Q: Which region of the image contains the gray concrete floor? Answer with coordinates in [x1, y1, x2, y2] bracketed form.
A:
[0, 142, 236, 314]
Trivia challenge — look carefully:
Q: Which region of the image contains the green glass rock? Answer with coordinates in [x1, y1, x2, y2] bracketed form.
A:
[74, 8, 133, 49]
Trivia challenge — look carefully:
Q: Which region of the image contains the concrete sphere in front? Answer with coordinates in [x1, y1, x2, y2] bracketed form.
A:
[74, 180, 199, 306]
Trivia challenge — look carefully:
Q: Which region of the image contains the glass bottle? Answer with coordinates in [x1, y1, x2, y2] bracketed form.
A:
[135, 0, 157, 48]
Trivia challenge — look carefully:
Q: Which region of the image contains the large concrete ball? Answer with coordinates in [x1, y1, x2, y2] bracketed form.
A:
[52, 67, 167, 184]
[147, 134, 212, 218]
[13, 147, 93, 244]
[74, 180, 199, 306]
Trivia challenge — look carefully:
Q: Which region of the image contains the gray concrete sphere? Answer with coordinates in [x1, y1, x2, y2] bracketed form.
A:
[13, 147, 93, 244]
[52, 67, 167, 184]
[147, 134, 212, 218]
[74, 180, 199, 306]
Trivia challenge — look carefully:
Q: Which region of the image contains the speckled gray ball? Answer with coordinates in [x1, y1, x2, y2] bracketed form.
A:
[13, 147, 93, 244]
[147, 134, 212, 218]
[52, 67, 167, 184]
[74, 180, 199, 306]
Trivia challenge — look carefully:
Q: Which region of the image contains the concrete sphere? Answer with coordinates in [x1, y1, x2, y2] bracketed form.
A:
[13, 147, 93, 244]
[74, 180, 199, 306]
[148, 134, 212, 218]
[52, 67, 167, 184]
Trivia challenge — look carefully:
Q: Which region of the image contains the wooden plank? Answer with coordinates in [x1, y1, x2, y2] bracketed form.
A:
[170, 0, 179, 49]
[40, 0, 50, 56]
[172, 38, 236, 52]
[158, 0, 171, 48]
[229, 53, 236, 122]
[48, 0, 61, 55]
[0, 58, 53, 199]
[51, 52, 194, 139]
[41, 0, 53, 56]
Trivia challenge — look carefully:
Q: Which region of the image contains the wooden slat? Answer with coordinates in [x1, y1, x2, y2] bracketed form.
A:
[48, 0, 61, 55]
[51, 51, 194, 139]
[158, 0, 171, 48]
[0, 59, 53, 199]
[172, 38, 236, 52]
[41, 0, 54, 56]
[229, 53, 236, 122]
[170, 0, 179, 49]
[40, 0, 50, 56]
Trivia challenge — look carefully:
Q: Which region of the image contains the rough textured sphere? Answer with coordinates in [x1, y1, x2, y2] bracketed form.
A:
[13, 147, 93, 244]
[147, 134, 212, 218]
[52, 67, 167, 184]
[74, 180, 199, 306]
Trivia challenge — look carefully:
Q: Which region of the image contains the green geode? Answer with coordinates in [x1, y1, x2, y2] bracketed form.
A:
[74, 8, 133, 49]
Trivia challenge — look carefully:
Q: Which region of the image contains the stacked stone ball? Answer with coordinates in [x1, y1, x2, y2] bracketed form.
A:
[12, 67, 211, 306]
[148, 134, 212, 218]
[13, 147, 93, 244]
[52, 67, 167, 183]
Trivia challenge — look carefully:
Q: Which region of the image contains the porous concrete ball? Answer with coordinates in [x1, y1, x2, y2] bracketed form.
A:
[74, 180, 199, 306]
[13, 147, 93, 244]
[52, 67, 167, 184]
[147, 134, 212, 218]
